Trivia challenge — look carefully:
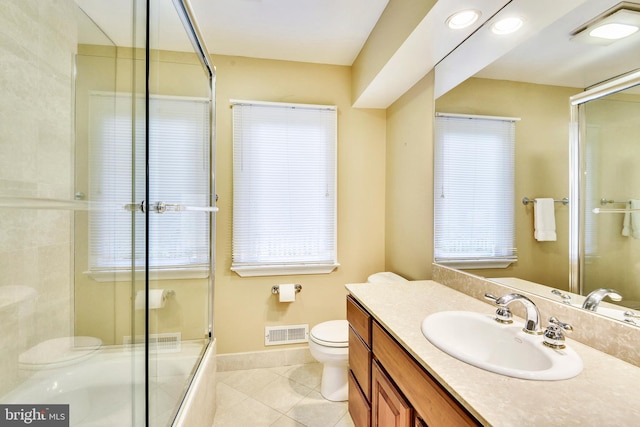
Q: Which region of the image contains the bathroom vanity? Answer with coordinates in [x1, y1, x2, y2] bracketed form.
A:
[346, 280, 640, 426]
[347, 295, 476, 426]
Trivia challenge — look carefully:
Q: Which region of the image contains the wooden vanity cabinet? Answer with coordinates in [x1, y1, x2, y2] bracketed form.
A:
[347, 296, 372, 427]
[347, 295, 480, 427]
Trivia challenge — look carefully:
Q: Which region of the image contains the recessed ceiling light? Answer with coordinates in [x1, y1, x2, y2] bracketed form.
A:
[491, 17, 523, 35]
[589, 23, 639, 40]
[572, 7, 640, 46]
[446, 9, 481, 30]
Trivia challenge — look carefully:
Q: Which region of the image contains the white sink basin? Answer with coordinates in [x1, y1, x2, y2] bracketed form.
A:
[421, 311, 583, 381]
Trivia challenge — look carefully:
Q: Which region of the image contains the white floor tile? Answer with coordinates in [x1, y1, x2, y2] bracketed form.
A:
[217, 367, 280, 395]
[270, 415, 306, 427]
[215, 382, 249, 410]
[212, 363, 352, 427]
[284, 391, 348, 427]
[250, 375, 314, 413]
[213, 396, 282, 427]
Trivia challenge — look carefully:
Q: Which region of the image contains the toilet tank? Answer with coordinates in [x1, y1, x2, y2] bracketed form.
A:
[366, 272, 407, 284]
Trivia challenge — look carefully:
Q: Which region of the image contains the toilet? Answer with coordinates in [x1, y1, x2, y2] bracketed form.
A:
[309, 271, 407, 401]
[19, 336, 102, 372]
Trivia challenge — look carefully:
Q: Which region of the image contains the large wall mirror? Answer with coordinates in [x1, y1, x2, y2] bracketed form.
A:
[434, 0, 640, 324]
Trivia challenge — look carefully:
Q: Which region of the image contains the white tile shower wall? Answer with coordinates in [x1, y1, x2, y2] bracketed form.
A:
[0, 0, 77, 396]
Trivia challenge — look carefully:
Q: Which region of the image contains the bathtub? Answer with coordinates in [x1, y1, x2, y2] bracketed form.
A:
[2, 340, 212, 426]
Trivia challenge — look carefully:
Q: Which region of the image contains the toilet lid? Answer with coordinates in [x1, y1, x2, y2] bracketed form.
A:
[310, 320, 348, 347]
[19, 336, 102, 370]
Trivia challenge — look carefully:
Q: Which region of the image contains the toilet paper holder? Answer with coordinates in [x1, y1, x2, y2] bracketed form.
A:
[271, 284, 302, 295]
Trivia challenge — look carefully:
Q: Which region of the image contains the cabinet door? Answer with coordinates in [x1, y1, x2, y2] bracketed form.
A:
[414, 415, 428, 427]
[372, 360, 412, 427]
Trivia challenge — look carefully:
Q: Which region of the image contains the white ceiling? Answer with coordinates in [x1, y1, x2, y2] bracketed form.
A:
[437, 0, 640, 97]
[189, 0, 388, 66]
[476, 0, 640, 89]
[76, 0, 640, 106]
[76, 0, 390, 66]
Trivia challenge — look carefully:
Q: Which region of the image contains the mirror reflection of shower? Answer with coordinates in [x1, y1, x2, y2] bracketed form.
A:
[572, 71, 640, 314]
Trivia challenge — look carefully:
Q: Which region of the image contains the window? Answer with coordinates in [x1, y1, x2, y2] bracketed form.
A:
[88, 93, 210, 280]
[231, 100, 338, 277]
[434, 113, 517, 268]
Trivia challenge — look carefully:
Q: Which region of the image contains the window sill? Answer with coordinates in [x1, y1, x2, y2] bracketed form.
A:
[435, 259, 516, 269]
[85, 267, 210, 282]
[231, 263, 340, 277]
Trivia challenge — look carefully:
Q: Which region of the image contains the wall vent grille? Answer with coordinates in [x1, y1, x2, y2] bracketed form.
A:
[123, 332, 182, 353]
[265, 324, 309, 346]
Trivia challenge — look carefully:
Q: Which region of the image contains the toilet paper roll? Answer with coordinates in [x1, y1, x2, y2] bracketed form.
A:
[134, 289, 168, 310]
[278, 284, 296, 303]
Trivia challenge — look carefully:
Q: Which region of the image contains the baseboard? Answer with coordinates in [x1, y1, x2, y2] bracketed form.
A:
[217, 346, 314, 372]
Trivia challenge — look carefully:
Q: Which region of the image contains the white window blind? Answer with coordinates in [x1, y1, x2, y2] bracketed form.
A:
[231, 100, 338, 277]
[434, 113, 517, 269]
[88, 93, 210, 278]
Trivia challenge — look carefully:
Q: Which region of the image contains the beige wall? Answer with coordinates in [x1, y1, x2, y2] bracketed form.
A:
[73, 50, 388, 355]
[435, 78, 581, 290]
[0, 0, 77, 395]
[385, 72, 435, 280]
[212, 55, 387, 354]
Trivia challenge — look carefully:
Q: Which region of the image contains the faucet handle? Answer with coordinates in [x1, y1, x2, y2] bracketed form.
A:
[484, 293, 513, 324]
[484, 293, 499, 303]
[543, 317, 573, 349]
[551, 289, 572, 304]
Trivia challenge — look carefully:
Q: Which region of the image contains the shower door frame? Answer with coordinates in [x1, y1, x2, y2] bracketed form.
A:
[141, 0, 217, 424]
[568, 69, 640, 295]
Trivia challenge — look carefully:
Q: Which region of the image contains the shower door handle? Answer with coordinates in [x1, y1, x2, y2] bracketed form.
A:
[150, 201, 219, 213]
[124, 201, 219, 213]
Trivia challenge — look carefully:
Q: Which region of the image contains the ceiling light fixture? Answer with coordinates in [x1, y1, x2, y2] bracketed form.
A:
[590, 22, 638, 39]
[491, 17, 523, 35]
[446, 9, 481, 30]
[572, 5, 640, 46]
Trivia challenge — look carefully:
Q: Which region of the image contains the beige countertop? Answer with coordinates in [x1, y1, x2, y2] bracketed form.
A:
[346, 280, 640, 426]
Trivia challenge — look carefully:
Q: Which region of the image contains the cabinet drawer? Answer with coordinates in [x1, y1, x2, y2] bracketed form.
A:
[347, 296, 371, 345]
[372, 322, 479, 427]
[349, 370, 371, 427]
[349, 326, 371, 400]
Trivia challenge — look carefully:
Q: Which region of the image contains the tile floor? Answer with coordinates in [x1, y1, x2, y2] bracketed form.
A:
[213, 362, 355, 427]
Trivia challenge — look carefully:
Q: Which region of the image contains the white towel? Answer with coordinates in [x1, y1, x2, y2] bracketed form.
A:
[534, 198, 556, 241]
[622, 199, 640, 239]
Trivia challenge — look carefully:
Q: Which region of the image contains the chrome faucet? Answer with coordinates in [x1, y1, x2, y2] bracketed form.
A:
[581, 288, 623, 311]
[485, 293, 542, 334]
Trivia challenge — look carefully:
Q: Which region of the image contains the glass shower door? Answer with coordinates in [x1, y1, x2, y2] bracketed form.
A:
[570, 71, 640, 320]
[579, 85, 640, 308]
[146, 0, 215, 424]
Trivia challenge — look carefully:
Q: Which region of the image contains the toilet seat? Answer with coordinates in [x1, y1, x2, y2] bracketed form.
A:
[19, 336, 102, 370]
[310, 320, 348, 348]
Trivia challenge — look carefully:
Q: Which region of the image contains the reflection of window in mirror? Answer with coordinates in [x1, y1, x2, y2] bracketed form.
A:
[434, 113, 518, 269]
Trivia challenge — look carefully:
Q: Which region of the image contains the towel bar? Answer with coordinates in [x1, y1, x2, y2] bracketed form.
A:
[593, 208, 640, 214]
[522, 197, 569, 206]
[600, 198, 629, 205]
